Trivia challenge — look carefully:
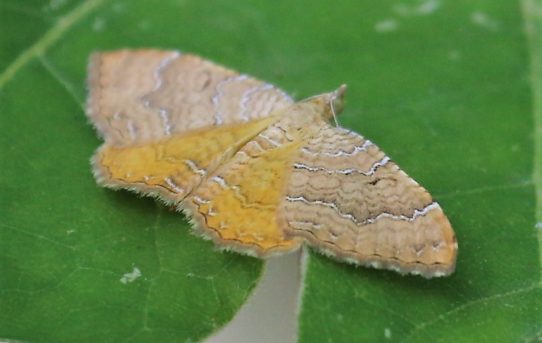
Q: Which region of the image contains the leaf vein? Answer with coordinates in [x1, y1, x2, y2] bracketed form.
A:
[39, 55, 85, 110]
[434, 180, 533, 200]
[400, 282, 542, 342]
[0, 0, 105, 89]
[0, 223, 75, 251]
[141, 207, 164, 331]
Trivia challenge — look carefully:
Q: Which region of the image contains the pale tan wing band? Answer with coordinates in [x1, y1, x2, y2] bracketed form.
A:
[87, 49, 293, 146]
[278, 124, 457, 278]
[87, 50, 179, 144]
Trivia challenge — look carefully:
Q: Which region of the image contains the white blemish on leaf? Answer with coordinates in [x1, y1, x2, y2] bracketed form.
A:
[535, 222, 542, 229]
[470, 11, 500, 31]
[66, 229, 76, 235]
[375, 19, 399, 33]
[186, 272, 214, 281]
[92, 17, 105, 32]
[384, 328, 392, 339]
[120, 267, 142, 284]
[393, 0, 440, 16]
[417, 0, 440, 14]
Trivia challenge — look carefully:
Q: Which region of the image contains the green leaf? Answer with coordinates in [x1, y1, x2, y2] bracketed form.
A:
[0, 1, 264, 342]
[526, 0, 542, 259]
[1, 0, 541, 342]
[297, 1, 542, 342]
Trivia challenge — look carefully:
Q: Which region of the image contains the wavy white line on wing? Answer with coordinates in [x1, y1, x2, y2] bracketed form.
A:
[293, 156, 390, 176]
[286, 196, 440, 225]
[301, 140, 374, 157]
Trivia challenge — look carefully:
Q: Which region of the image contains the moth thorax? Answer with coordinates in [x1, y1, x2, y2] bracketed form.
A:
[276, 102, 325, 138]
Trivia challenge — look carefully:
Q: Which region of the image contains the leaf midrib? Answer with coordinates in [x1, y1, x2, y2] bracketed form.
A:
[0, 0, 105, 89]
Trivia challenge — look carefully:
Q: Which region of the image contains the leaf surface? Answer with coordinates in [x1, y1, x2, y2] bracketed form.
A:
[296, 1, 542, 342]
[1, 1, 541, 342]
[0, 1, 263, 342]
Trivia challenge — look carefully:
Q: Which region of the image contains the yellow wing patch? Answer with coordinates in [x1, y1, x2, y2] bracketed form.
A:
[183, 126, 304, 256]
[93, 117, 275, 203]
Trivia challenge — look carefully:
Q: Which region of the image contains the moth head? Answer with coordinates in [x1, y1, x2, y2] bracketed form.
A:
[329, 84, 347, 125]
[299, 84, 347, 125]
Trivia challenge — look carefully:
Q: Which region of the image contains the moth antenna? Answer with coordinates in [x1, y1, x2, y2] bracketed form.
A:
[330, 94, 339, 127]
[329, 84, 347, 127]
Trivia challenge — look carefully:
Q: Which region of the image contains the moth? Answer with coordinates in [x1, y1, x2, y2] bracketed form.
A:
[87, 49, 457, 278]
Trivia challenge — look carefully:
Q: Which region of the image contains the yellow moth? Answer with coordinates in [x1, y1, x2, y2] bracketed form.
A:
[87, 50, 457, 278]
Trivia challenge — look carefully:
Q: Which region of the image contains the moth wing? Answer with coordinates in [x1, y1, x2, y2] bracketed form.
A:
[93, 117, 276, 204]
[278, 124, 457, 277]
[88, 49, 294, 203]
[87, 49, 293, 146]
[182, 120, 304, 256]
